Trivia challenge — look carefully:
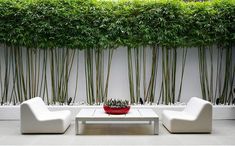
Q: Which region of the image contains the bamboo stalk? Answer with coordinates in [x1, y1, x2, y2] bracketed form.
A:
[171, 48, 177, 104]
[0, 49, 2, 104]
[169, 49, 172, 103]
[218, 48, 223, 100]
[73, 50, 79, 103]
[61, 49, 68, 103]
[87, 49, 92, 104]
[99, 49, 103, 102]
[64, 49, 75, 104]
[3, 46, 11, 104]
[14, 47, 23, 103]
[198, 47, 206, 100]
[149, 47, 156, 103]
[209, 46, 213, 102]
[39, 50, 46, 102]
[214, 47, 221, 103]
[204, 48, 210, 101]
[10, 47, 17, 104]
[39, 50, 44, 97]
[89, 49, 95, 103]
[221, 48, 232, 104]
[26, 48, 31, 100]
[151, 46, 159, 103]
[31, 49, 35, 98]
[85, 50, 90, 104]
[177, 48, 188, 102]
[143, 46, 147, 101]
[157, 81, 163, 105]
[36, 49, 41, 97]
[127, 47, 135, 103]
[162, 48, 167, 104]
[227, 65, 235, 105]
[50, 49, 56, 103]
[104, 49, 114, 100]
[95, 49, 100, 103]
[146, 45, 159, 103]
[18, 47, 24, 102]
[9, 64, 16, 105]
[64, 49, 69, 103]
[135, 47, 141, 103]
[20, 48, 27, 101]
[56, 48, 62, 103]
[33, 49, 37, 97]
[44, 50, 49, 104]
[85, 49, 95, 104]
[166, 48, 171, 104]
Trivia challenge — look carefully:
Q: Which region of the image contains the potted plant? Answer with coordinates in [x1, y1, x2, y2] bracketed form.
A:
[103, 99, 130, 114]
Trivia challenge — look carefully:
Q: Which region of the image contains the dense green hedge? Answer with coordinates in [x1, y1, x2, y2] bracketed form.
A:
[0, 0, 234, 49]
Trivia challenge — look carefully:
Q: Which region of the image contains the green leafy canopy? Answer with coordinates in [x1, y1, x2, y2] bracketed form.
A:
[0, 0, 234, 49]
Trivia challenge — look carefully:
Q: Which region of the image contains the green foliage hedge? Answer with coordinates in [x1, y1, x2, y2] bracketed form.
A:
[0, 0, 234, 49]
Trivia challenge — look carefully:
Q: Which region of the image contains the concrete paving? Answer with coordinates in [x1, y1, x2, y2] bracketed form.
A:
[0, 120, 234, 145]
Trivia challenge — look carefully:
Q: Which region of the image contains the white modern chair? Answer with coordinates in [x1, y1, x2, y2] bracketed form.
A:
[20, 97, 71, 133]
[162, 97, 212, 133]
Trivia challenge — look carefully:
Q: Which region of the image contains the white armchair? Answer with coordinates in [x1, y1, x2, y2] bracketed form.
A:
[20, 97, 71, 133]
[162, 97, 212, 133]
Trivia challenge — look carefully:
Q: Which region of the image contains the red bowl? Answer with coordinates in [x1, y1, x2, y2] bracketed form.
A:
[103, 105, 130, 114]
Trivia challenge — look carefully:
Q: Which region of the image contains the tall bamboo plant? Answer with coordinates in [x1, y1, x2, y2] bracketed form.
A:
[0, 0, 235, 105]
[11, 46, 26, 103]
[0, 45, 12, 105]
[49, 48, 75, 104]
[84, 48, 114, 104]
[144, 46, 160, 103]
[10, 47, 50, 104]
[127, 47, 141, 104]
[128, 46, 160, 104]
[84, 49, 95, 104]
[0, 46, 49, 105]
[199, 47, 234, 104]
[158, 48, 187, 105]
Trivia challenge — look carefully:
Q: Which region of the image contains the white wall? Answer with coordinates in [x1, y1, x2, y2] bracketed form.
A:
[71, 47, 203, 103]
[72, 47, 235, 103]
[74, 47, 235, 103]
[0, 47, 235, 104]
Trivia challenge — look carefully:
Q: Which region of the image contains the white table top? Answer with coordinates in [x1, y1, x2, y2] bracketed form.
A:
[76, 108, 159, 119]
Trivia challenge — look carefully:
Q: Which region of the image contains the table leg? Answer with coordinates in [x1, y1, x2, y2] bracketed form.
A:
[154, 119, 159, 135]
[75, 119, 79, 135]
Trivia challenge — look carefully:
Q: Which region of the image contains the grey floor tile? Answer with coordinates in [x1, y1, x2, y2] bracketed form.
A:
[0, 120, 234, 145]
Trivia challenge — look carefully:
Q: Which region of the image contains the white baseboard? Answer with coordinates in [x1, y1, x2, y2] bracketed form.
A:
[0, 105, 234, 120]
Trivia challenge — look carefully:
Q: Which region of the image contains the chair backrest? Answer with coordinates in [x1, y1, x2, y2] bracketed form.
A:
[184, 97, 212, 117]
[20, 97, 49, 119]
[20, 97, 50, 133]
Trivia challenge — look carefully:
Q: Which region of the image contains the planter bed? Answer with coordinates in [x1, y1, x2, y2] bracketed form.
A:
[0, 105, 235, 120]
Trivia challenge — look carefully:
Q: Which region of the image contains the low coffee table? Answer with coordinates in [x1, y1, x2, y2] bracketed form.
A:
[75, 108, 159, 135]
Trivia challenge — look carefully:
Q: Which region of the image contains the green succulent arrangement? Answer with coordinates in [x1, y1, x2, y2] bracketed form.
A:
[104, 99, 130, 108]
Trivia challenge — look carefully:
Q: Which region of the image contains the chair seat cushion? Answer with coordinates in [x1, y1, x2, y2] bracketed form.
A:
[161, 97, 212, 133]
